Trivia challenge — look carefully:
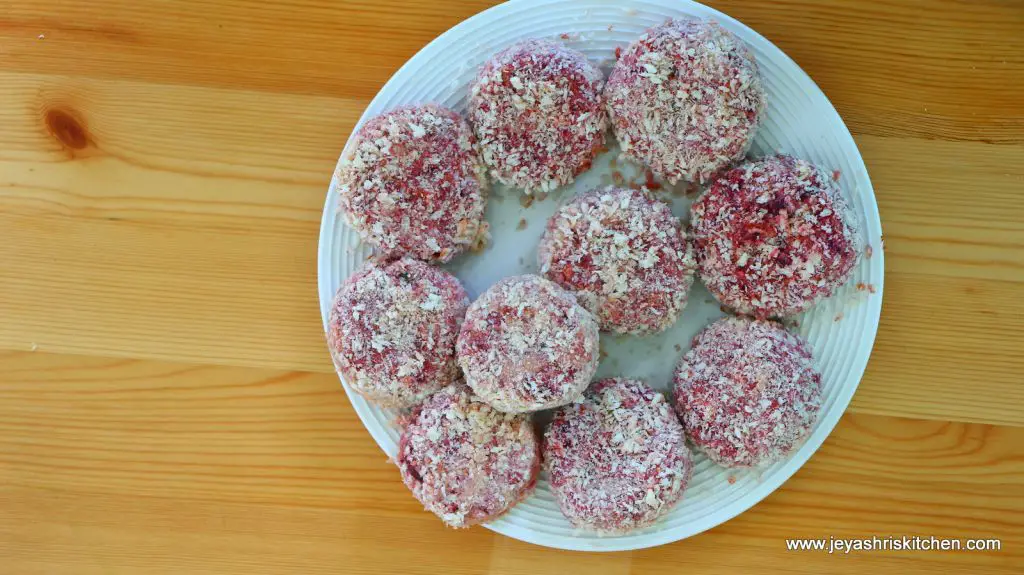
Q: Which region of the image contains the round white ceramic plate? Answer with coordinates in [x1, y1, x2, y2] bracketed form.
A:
[318, 0, 883, 552]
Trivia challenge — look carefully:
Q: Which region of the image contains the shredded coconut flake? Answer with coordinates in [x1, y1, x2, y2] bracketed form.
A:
[538, 187, 696, 335]
[326, 257, 469, 408]
[397, 385, 540, 527]
[604, 18, 766, 184]
[691, 155, 864, 318]
[673, 317, 822, 468]
[545, 378, 692, 534]
[336, 104, 489, 262]
[457, 275, 600, 413]
[470, 39, 609, 194]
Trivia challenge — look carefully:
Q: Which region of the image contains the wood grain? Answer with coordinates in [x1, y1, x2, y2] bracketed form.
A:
[1, 0, 1022, 572]
[1, 351, 1021, 574]
[0, 77, 1021, 424]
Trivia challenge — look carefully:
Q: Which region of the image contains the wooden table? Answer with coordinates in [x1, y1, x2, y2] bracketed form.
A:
[1, 0, 1022, 573]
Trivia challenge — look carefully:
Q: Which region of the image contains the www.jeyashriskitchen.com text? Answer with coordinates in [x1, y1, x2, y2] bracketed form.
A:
[786, 536, 1002, 554]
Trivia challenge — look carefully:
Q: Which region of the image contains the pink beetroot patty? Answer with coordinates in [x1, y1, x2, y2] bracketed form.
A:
[605, 18, 765, 185]
[336, 104, 489, 263]
[457, 275, 600, 413]
[538, 186, 696, 335]
[397, 385, 541, 528]
[470, 38, 608, 194]
[326, 257, 469, 408]
[545, 378, 692, 534]
[673, 317, 822, 468]
[691, 155, 863, 319]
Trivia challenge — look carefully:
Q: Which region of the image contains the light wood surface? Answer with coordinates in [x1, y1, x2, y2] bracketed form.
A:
[1, 0, 1022, 573]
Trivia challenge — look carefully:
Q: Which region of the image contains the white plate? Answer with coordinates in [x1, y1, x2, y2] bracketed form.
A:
[318, 0, 883, 551]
